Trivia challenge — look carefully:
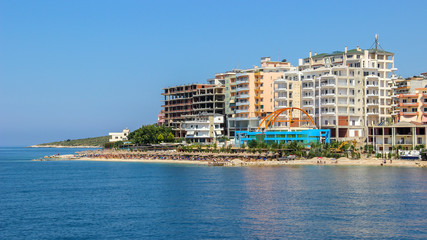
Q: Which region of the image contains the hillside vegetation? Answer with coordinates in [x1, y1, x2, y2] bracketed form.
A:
[37, 136, 110, 147]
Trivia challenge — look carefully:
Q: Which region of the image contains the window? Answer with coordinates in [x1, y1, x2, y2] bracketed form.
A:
[412, 108, 417, 112]
[412, 99, 417, 103]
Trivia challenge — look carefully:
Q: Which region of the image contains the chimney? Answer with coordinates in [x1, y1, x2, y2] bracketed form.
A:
[315, 52, 317, 56]
[309, 51, 312, 58]
[298, 58, 303, 66]
[345, 46, 348, 53]
[357, 46, 360, 51]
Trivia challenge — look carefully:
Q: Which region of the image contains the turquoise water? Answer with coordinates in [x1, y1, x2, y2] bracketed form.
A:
[1, 147, 426, 239]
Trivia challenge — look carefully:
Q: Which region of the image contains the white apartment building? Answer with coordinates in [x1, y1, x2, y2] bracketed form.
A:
[273, 42, 397, 139]
[109, 128, 130, 142]
[181, 114, 224, 143]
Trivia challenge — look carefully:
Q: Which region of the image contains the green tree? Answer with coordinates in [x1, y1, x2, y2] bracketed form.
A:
[127, 124, 174, 145]
[167, 133, 175, 142]
[157, 134, 164, 142]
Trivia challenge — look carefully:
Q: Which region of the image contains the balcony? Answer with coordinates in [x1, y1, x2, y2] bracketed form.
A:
[367, 102, 379, 106]
[302, 95, 314, 99]
[321, 93, 335, 97]
[236, 79, 248, 84]
[367, 84, 379, 88]
[320, 82, 336, 88]
[276, 104, 288, 109]
[302, 78, 314, 82]
[321, 111, 335, 115]
[236, 87, 249, 92]
[236, 101, 249, 106]
[276, 96, 287, 100]
[367, 93, 379, 97]
[400, 103, 418, 107]
[302, 104, 314, 108]
[399, 112, 417, 116]
[235, 109, 249, 114]
[302, 85, 314, 90]
[275, 88, 288, 92]
[237, 94, 249, 99]
[322, 102, 335, 106]
[367, 112, 379, 115]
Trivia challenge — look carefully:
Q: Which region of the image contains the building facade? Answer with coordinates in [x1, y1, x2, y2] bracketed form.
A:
[212, 57, 295, 135]
[162, 84, 213, 138]
[273, 46, 397, 139]
[109, 128, 130, 142]
[181, 114, 225, 143]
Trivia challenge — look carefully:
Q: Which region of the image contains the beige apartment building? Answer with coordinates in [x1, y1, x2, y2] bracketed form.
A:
[273, 44, 397, 139]
[272, 70, 303, 128]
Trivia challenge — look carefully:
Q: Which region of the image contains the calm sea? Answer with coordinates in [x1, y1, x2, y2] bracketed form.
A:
[1, 147, 426, 239]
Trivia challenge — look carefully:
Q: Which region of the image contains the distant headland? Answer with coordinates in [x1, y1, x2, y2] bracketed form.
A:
[29, 136, 109, 148]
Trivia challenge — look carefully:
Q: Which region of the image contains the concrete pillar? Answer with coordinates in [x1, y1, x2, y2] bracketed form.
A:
[382, 127, 385, 153]
[413, 127, 416, 149]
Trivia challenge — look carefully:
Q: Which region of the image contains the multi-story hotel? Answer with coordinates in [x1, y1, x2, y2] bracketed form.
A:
[210, 57, 295, 136]
[274, 44, 397, 139]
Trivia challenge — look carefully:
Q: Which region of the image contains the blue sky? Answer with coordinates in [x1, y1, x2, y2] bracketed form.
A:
[1, 0, 426, 146]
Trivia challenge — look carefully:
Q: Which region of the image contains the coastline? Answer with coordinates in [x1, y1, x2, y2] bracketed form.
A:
[36, 155, 427, 168]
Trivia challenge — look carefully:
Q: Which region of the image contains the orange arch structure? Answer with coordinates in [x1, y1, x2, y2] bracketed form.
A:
[257, 107, 315, 131]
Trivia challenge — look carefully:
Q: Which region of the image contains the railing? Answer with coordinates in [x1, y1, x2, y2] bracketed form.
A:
[236, 79, 248, 84]
[236, 102, 249, 106]
[235, 109, 249, 114]
[321, 102, 335, 106]
[237, 94, 250, 98]
[236, 87, 249, 92]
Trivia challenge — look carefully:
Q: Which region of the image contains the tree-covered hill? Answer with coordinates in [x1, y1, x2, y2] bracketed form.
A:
[33, 136, 110, 147]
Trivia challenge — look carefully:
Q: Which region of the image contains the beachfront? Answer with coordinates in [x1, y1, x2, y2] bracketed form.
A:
[37, 149, 427, 168]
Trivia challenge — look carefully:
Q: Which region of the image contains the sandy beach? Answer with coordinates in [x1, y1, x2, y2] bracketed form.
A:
[35, 151, 427, 168]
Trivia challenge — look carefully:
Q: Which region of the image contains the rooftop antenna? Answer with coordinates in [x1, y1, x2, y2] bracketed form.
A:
[375, 34, 379, 50]
[369, 33, 384, 51]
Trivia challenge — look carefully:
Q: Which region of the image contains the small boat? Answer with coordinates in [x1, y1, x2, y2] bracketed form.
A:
[399, 150, 420, 160]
